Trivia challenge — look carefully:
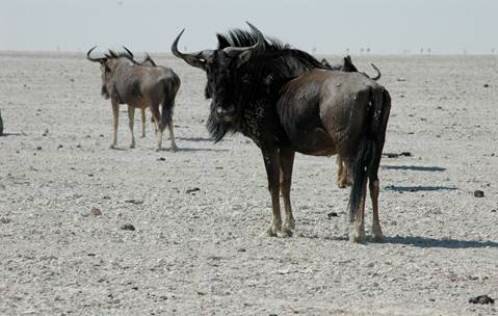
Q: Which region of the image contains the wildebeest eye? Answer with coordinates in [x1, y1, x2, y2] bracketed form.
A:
[241, 74, 251, 84]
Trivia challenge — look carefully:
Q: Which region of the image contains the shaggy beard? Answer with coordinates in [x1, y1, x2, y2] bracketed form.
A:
[206, 104, 237, 143]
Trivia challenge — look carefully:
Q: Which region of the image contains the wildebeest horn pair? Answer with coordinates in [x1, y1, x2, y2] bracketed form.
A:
[171, 22, 264, 69]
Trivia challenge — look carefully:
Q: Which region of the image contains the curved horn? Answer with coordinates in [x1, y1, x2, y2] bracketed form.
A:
[86, 46, 106, 63]
[369, 63, 381, 81]
[122, 46, 134, 59]
[171, 29, 212, 69]
[222, 22, 265, 56]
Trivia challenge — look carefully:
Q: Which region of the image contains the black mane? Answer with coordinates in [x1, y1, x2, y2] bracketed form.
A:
[208, 29, 326, 142]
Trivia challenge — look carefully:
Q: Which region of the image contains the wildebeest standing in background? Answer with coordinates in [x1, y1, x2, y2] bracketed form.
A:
[0, 108, 4, 136]
[121, 47, 158, 138]
[172, 24, 391, 242]
[87, 48, 180, 151]
[321, 55, 382, 188]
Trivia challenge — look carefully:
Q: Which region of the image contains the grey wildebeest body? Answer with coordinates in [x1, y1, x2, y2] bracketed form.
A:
[87, 48, 180, 151]
[172, 24, 391, 242]
[321, 55, 382, 188]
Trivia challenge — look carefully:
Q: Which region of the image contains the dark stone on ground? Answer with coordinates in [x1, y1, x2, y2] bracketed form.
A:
[474, 190, 485, 198]
[469, 295, 494, 304]
[121, 224, 136, 231]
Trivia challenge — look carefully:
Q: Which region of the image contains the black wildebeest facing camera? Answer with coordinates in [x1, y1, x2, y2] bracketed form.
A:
[173, 23, 391, 243]
[87, 47, 180, 151]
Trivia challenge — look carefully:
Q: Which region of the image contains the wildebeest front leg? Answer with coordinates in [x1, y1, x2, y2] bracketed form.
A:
[279, 148, 295, 236]
[110, 101, 119, 149]
[128, 105, 136, 148]
[262, 149, 283, 237]
[140, 108, 146, 138]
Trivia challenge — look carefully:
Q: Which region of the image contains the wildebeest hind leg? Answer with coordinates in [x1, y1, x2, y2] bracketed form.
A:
[110, 101, 119, 149]
[262, 149, 283, 237]
[128, 105, 136, 148]
[167, 121, 178, 152]
[150, 105, 162, 151]
[369, 179, 383, 241]
[141, 108, 146, 138]
[279, 148, 295, 236]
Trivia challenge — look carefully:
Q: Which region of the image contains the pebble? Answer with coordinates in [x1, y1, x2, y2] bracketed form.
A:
[121, 224, 136, 231]
[473, 190, 485, 198]
[469, 295, 494, 304]
[327, 212, 338, 218]
[186, 187, 200, 194]
[90, 207, 102, 216]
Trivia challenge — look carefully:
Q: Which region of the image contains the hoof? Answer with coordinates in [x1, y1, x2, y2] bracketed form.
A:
[372, 226, 384, 242]
[264, 227, 278, 237]
[130, 143, 135, 149]
[278, 227, 293, 238]
[171, 145, 178, 152]
[110, 144, 117, 150]
[350, 229, 366, 243]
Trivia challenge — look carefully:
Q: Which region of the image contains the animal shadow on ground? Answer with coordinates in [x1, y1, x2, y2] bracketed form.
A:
[161, 147, 228, 153]
[385, 185, 457, 192]
[176, 136, 213, 142]
[384, 235, 498, 249]
[0, 132, 26, 137]
[382, 165, 446, 172]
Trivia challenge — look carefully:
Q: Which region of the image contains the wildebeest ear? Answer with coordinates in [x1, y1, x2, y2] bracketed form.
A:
[236, 50, 254, 68]
[216, 34, 231, 49]
[342, 55, 358, 72]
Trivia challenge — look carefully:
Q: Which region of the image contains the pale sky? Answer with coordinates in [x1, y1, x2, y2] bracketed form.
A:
[1, 0, 497, 54]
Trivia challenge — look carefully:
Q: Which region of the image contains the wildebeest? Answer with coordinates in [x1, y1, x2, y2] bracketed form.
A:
[0, 108, 4, 136]
[172, 24, 391, 242]
[87, 47, 180, 151]
[320, 55, 382, 188]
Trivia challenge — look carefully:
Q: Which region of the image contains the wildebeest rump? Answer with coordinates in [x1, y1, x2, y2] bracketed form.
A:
[87, 48, 180, 151]
[172, 24, 391, 242]
[320, 55, 382, 188]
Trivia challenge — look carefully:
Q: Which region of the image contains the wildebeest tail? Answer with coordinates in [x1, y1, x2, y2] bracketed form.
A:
[349, 87, 391, 223]
[160, 74, 181, 128]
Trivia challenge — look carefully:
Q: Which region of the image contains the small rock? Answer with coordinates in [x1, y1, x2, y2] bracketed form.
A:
[57, 144, 63, 149]
[131, 286, 138, 290]
[90, 207, 102, 216]
[0, 218, 12, 224]
[103, 196, 111, 200]
[87, 253, 96, 257]
[473, 190, 485, 198]
[76, 144, 81, 148]
[469, 295, 494, 304]
[157, 157, 166, 161]
[42, 129, 49, 136]
[396, 77, 407, 82]
[121, 224, 136, 231]
[491, 209, 497, 213]
[36, 146, 42, 151]
[483, 83, 490, 88]
[186, 187, 200, 194]
[327, 212, 339, 218]
[237, 248, 246, 253]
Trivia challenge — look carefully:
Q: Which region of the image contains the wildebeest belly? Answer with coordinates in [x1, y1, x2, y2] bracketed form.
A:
[285, 127, 337, 156]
